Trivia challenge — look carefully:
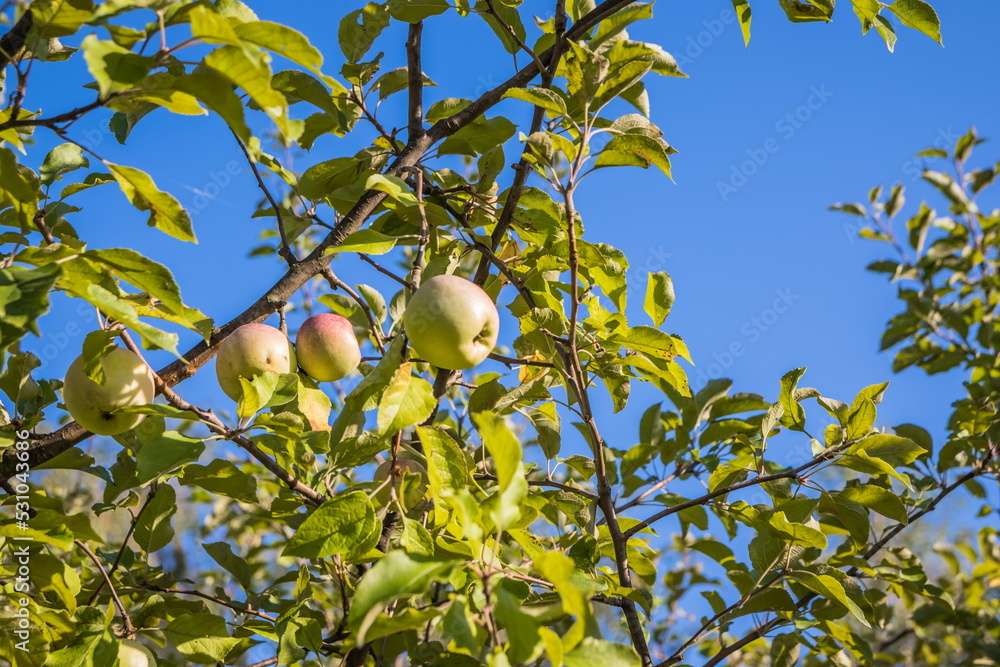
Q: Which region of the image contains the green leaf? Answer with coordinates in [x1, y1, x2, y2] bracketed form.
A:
[417, 425, 471, 501]
[438, 115, 517, 156]
[83, 248, 186, 313]
[564, 638, 641, 667]
[643, 271, 674, 327]
[612, 325, 680, 360]
[42, 607, 117, 667]
[30, 0, 95, 39]
[234, 20, 323, 71]
[778, 0, 835, 23]
[163, 612, 240, 663]
[840, 484, 908, 524]
[787, 570, 871, 627]
[0, 264, 60, 352]
[777, 367, 808, 431]
[203, 542, 252, 591]
[348, 551, 453, 642]
[768, 511, 828, 549]
[108, 163, 196, 242]
[136, 431, 204, 484]
[731, 0, 752, 46]
[888, 0, 942, 44]
[80, 34, 153, 97]
[133, 483, 177, 553]
[283, 491, 379, 559]
[595, 134, 673, 179]
[338, 3, 390, 63]
[848, 433, 926, 467]
[376, 363, 436, 436]
[203, 45, 292, 138]
[180, 459, 258, 504]
[387, 0, 450, 22]
[40, 143, 89, 185]
[502, 87, 568, 115]
[473, 412, 521, 492]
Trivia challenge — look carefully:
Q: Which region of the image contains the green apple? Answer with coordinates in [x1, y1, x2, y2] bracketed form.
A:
[215, 323, 297, 401]
[118, 638, 157, 667]
[402, 275, 499, 370]
[373, 459, 428, 510]
[63, 347, 155, 436]
[296, 313, 361, 382]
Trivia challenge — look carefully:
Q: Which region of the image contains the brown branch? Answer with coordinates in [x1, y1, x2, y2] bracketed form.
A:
[321, 267, 386, 353]
[405, 22, 424, 141]
[138, 584, 276, 622]
[74, 539, 136, 637]
[487, 352, 556, 368]
[358, 253, 410, 287]
[247, 659, 279, 667]
[86, 485, 159, 605]
[230, 128, 296, 265]
[474, 472, 597, 500]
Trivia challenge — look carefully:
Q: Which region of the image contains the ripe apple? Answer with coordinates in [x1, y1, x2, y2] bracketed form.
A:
[296, 313, 361, 382]
[373, 459, 428, 510]
[215, 323, 297, 401]
[118, 638, 157, 667]
[63, 347, 155, 436]
[402, 275, 499, 370]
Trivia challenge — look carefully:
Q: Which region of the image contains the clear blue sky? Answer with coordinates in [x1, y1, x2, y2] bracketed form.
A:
[11, 0, 1000, 655]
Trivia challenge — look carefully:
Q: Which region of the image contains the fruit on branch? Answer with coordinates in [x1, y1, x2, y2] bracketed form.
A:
[295, 313, 361, 382]
[63, 347, 155, 436]
[373, 459, 428, 510]
[118, 639, 157, 667]
[402, 275, 499, 370]
[215, 323, 297, 401]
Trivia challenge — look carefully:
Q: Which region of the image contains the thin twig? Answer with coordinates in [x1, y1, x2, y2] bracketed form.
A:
[86, 485, 159, 605]
[230, 128, 296, 265]
[74, 539, 136, 637]
[321, 267, 386, 353]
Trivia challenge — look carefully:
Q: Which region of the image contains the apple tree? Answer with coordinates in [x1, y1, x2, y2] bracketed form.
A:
[1, 1, 997, 666]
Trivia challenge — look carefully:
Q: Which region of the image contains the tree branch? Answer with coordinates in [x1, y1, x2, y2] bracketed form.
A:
[86, 485, 159, 605]
[74, 539, 136, 637]
[405, 22, 424, 141]
[230, 128, 296, 265]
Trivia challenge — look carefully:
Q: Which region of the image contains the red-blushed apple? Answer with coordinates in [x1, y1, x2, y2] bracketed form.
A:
[402, 275, 499, 370]
[118, 638, 157, 667]
[63, 347, 155, 436]
[296, 313, 361, 382]
[373, 459, 428, 510]
[215, 323, 297, 401]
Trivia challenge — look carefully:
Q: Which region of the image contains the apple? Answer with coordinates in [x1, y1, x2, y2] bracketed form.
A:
[215, 323, 297, 401]
[402, 275, 499, 370]
[118, 638, 157, 667]
[63, 347, 155, 436]
[296, 313, 361, 382]
[373, 459, 428, 510]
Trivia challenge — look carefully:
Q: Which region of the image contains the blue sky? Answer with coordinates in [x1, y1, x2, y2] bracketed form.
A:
[9, 0, 1000, 656]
